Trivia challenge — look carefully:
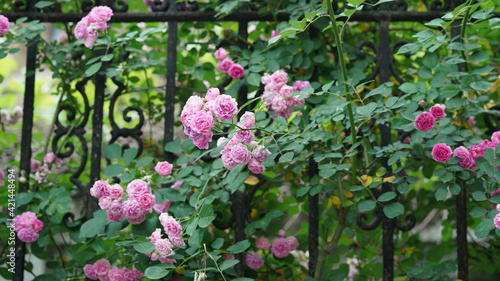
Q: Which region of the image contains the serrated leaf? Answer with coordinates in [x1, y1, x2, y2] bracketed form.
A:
[133, 242, 155, 254]
[103, 164, 124, 178]
[16, 192, 34, 207]
[219, 259, 240, 271]
[123, 148, 138, 166]
[79, 211, 107, 238]
[136, 156, 154, 168]
[103, 143, 121, 161]
[279, 152, 294, 163]
[247, 72, 261, 86]
[470, 207, 487, 218]
[144, 265, 170, 279]
[474, 218, 494, 239]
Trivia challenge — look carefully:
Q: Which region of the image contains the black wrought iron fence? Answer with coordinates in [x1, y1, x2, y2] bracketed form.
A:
[2, 0, 494, 280]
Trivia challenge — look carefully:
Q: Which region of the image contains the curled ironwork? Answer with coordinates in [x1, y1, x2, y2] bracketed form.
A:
[357, 205, 383, 231]
[430, 0, 452, 11]
[395, 213, 417, 231]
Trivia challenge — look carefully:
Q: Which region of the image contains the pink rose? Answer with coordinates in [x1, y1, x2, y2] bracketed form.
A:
[84, 264, 98, 280]
[213, 95, 238, 121]
[492, 131, 500, 144]
[137, 193, 156, 208]
[107, 184, 123, 199]
[292, 80, 311, 91]
[126, 179, 151, 199]
[261, 73, 272, 85]
[252, 146, 271, 162]
[32, 219, 44, 232]
[123, 199, 146, 220]
[89, 6, 113, 23]
[214, 48, 228, 60]
[17, 228, 39, 243]
[153, 200, 172, 213]
[286, 236, 299, 251]
[30, 159, 41, 173]
[432, 143, 452, 162]
[221, 153, 237, 170]
[205, 87, 220, 102]
[0, 15, 10, 36]
[429, 104, 446, 119]
[248, 158, 265, 174]
[189, 110, 215, 134]
[414, 112, 435, 132]
[90, 180, 110, 198]
[43, 152, 56, 164]
[99, 196, 113, 209]
[229, 143, 252, 164]
[83, 33, 98, 49]
[149, 228, 162, 243]
[93, 258, 110, 277]
[468, 116, 476, 127]
[491, 188, 500, 197]
[255, 237, 270, 250]
[74, 16, 89, 40]
[122, 268, 135, 281]
[234, 129, 253, 144]
[155, 161, 173, 177]
[245, 251, 264, 270]
[127, 214, 146, 224]
[469, 144, 485, 159]
[271, 70, 288, 87]
[228, 63, 245, 79]
[495, 213, 500, 229]
[218, 58, 234, 73]
[271, 238, 291, 258]
[108, 267, 124, 281]
[154, 239, 174, 256]
[159, 213, 183, 237]
[170, 235, 185, 247]
[191, 131, 213, 150]
[238, 111, 255, 128]
[171, 180, 184, 189]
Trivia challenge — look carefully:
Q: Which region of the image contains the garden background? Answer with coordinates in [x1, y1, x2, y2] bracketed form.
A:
[1, 0, 500, 280]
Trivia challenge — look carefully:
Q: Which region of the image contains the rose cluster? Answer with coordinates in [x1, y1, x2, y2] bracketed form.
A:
[245, 231, 299, 270]
[181, 88, 238, 149]
[261, 70, 311, 119]
[431, 131, 500, 170]
[0, 14, 9, 36]
[216, 112, 271, 174]
[146, 213, 185, 263]
[13, 212, 44, 243]
[74, 6, 113, 49]
[414, 104, 446, 132]
[91, 179, 155, 224]
[0, 106, 23, 126]
[83, 258, 143, 281]
[214, 48, 245, 79]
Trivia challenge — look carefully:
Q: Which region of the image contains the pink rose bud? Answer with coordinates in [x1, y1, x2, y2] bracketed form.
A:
[155, 161, 173, 177]
[214, 48, 228, 60]
[414, 112, 435, 132]
[228, 63, 245, 79]
[429, 104, 446, 119]
[431, 143, 452, 163]
[0, 14, 10, 36]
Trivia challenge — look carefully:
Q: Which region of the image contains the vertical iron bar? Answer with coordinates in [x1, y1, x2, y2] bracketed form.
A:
[378, 18, 395, 281]
[163, 0, 177, 163]
[14, 41, 38, 281]
[308, 157, 319, 277]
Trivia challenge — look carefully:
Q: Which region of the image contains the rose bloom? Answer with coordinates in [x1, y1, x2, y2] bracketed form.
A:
[99, 196, 112, 209]
[495, 213, 500, 229]
[414, 112, 435, 132]
[218, 58, 234, 73]
[492, 131, 500, 144]
[170, 235, 185, 247]
[189, 110, 215, 134]
[453, 146, 475, 169]
[154, 238, 174, 256]
[229, 143, 252, 164]
[248, 158, 266, 174]
[17, 228, 39, 243]
[238, 111, 255, 128]
[155, 161, 173, 177]
[469, 144, 485, 159]
[234, 129, 253, 144]
[13, 211, 38, 228]
[429, 104, 446, 119]
[123, 199, 147, 220]
[252, 146, 271, 162]
[261, 73, 272, 84]
[432, 143, 452, 162]
[271, 237, 291, 258]
[153, 200, 171, 213]
[89, 6, 113, 23]
[171, 180, 184, 189]
[286, 236, 299, 251]
[74, 16, 90, 40]
[90, 180, 110, 198]
[159, 213, 183, 237]
[30, 159, 41, 173]
[32, 219, 44, 232]
[149, 228, 162, 243]
[255, 237, 270, 250]
[107, 267, 124, 281]
[271, 70, 288, 87]
[221, 153, 237, 170]
[107, 184, 124, 199]
[214, 48, 228, 60]
[205, 87, 220, 102]
[93, 258, 110, 277]
[126, 179, 151, 198]
[293, 80, 312, 91]
[192, 131, 213, 150]
[246, 251, 264, 270]
[84, 264, 98, 280]
[137, 193, 156, 208]
[0, 14, 9, 36]
[228, 63, 245, 79]
[213, 95, 238, 121]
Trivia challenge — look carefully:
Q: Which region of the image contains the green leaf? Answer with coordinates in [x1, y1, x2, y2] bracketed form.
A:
[198, 204, 216, 228]
[227, 170, 249, 193]
[356, 102, 377, 117]
[136, 156, 154, 168]
[103, 143, 121, 161]
[474, 218, 494, 239]
[85, 62, 102, 77]
[472, 191, 487, 201]
[378, 191, 397, 202]
[279, 152, 294, 163]
[156, 188, 185, 202]
[79, 210, 107, 238]
[231, 278, 254, 281]
[383, 202, 404, 219]
[123, 148, 138, 166]
[133, 242, 155, 254]
[165, 138, 182, 153]
[103, 164, 124, 178]
[470, 81, 490, 91]
[34, 1, 55, 9]
[16, 192, 34, 207]
[470, 207, 487, 218]
[211, 238, 224, 249]
[219, 259, 239, 271]
[144, 265, 170, 279]
[33, 274, 56, 281]
[357, 200, 376, 212]
[101, 54, 113, 61]
[435, 188, 448, 201]
[227, 239, 250, 254]
[247, 73, 261, 86]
